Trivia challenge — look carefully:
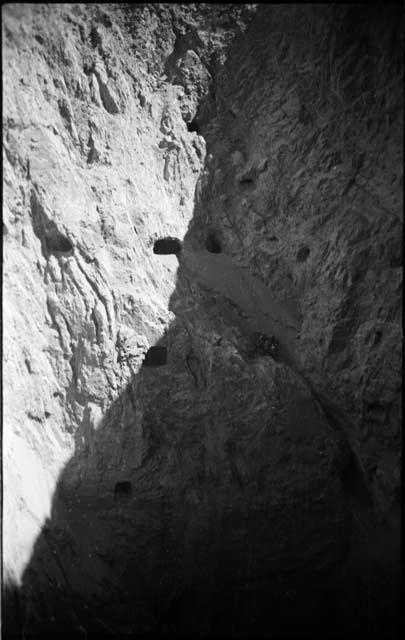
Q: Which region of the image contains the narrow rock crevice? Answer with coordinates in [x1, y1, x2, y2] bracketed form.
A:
[30, 192, 74, 258]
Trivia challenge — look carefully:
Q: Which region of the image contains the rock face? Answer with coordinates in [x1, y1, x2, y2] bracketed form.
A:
[3, 4, 402, 639]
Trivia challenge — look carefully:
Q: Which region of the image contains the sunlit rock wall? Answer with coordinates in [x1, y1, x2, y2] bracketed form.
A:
[3, 0, 251, 590]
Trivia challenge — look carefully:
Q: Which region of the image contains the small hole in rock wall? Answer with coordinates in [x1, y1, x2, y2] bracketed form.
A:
[153, 237, 182, 255]
[187, 119, 199, 133]
[114, 481, 132, 500]
[205, 231, 222, 254]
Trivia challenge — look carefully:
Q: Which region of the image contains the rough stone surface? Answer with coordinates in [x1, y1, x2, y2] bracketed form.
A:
[3, 4, 402, 639]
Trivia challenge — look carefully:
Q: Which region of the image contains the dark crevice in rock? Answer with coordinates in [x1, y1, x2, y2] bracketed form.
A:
[86, 135, 99, 164]
[30, 192, 73, 257]
[27, 412, 42, 423]
[57, 99, 71, 121]
[45, 233, 73, 254]
[238, 173, 255, 185]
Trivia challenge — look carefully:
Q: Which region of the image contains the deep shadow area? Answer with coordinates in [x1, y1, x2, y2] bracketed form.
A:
[3, 4, 402, 640]
[4, 276, 400, 639]
[114, 481, 133, 501]
[186, 119, 199, 134]
[205, 230, 222, 254]
[5, 295, 400, 639]
[153, 238, 182, 255]
[142, 346, 168, 367]
[30, 190, 74, 257]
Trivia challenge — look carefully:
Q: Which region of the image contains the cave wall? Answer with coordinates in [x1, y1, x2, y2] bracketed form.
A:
[3, 0, 249, 585]
[3, 3, 402, 639]
[190, 8, 403, 517]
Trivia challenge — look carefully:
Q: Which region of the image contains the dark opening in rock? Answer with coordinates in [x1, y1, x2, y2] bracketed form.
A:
[205, 231, 222, 254]
[143, 346, 167, 367]
[45, 232, 73, 255]
[373, 330, 383, 346]
[114, 481, 132, 500]
[296, 246, 310, 263]
[187, 119, 199, 133]
[153, 237, 182, 255]
[238, 175, 255, 185]
[30, 192, 74, 257]
[58, 99, 71, 121]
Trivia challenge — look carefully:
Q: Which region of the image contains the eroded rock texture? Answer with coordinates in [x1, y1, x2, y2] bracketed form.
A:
[3, 4, 402, 639]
